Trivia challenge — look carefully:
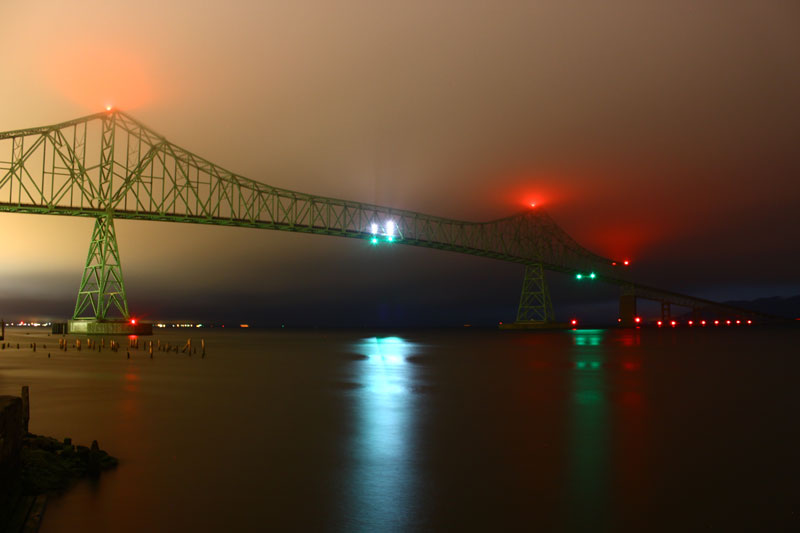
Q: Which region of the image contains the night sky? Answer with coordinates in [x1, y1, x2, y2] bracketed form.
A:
[1, 1, 798, 325]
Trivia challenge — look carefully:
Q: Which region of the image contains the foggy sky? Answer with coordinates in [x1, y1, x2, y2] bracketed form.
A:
[1, 1, 798, 325]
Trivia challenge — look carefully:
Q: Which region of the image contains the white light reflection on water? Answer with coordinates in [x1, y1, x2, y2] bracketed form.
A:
[346, 336, 421, 531]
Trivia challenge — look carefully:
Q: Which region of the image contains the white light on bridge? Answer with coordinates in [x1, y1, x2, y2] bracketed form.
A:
[370, 223, 378, 235]
[385, 220, 395, 236]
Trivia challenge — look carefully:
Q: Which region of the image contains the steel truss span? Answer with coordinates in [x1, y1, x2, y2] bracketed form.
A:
[0, 111, 774, 323]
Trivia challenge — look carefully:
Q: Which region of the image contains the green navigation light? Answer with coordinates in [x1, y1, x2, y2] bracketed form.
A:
[576, 273, 583, 280]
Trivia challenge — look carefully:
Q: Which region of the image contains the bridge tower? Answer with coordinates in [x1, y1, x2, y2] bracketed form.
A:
[66, 113, 149, 335]
[73, 214, 129, 321]
[510, 262, 557, 326]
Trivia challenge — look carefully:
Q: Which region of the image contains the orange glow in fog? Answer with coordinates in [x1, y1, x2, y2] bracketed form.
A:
[41, 43, 157, 111]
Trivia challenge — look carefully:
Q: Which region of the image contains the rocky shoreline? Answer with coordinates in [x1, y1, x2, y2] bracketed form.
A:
[0, 389, 117, 532]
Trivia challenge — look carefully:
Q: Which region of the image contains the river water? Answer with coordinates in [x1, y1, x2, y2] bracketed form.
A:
[0, 326, 798, 531]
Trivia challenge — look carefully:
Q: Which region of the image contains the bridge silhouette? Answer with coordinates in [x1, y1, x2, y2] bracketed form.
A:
[0, 110, 770, 331]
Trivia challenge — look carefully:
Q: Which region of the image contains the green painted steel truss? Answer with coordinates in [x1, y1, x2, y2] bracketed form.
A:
[0, 111, 772, 322]
[73, 214, 129, 320]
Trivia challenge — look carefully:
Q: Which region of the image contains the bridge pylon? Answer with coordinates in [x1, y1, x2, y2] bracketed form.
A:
[500, 262, 565, 329]
[73, 214, 129, 321]
[67, 214, 151, 335]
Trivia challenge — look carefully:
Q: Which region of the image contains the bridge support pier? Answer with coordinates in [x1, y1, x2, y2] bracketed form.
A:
[619, 294, 637, 327]
[661, 302, 671, 322]
[499, 262, 567, 329]
[69, 214, 149, 334]
[73, 214, 129, 321]
[516, 262, 555, 324]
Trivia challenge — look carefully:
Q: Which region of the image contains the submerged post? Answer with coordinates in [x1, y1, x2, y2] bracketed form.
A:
[21, 385, 29, 433]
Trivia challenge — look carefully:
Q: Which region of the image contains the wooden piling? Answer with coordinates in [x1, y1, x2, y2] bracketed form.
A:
[21, 385, 29, 432]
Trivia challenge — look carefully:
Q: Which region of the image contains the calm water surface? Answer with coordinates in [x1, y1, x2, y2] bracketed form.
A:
[0, 326, 798, 531]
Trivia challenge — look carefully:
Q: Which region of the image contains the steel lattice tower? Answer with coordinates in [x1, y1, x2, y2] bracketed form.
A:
[515, 263, 555, 323]
[73, 214, 129, 320]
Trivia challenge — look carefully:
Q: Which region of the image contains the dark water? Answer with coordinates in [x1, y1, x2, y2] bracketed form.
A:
[1, 326, 798, 531]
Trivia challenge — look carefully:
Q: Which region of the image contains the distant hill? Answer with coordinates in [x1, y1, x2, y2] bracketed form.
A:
[723, 295, 800, 319]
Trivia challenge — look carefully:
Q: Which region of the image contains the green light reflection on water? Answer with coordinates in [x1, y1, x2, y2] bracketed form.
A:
[567, 328, 610, 529]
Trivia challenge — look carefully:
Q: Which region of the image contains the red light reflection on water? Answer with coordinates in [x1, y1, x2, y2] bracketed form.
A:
[618, 330, 641, 347]
[620, 390, 643, 408]
[123, 371, 140, 394]
[530, 359, 550, 370]
[622, 361, 640, 371]
[614, 330, 648, 523]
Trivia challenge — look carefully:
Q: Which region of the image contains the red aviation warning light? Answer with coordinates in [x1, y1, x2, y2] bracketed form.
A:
[105, 105, 112, 111]
[570, 319, 578, 327]
[670, 320, 677, 327]
[657, 320, 663, 327]
[130, 318, 137, 325]
[634, 317, 641, 324]
[700, 320, 707, 326]
[623, 260, 630, 266]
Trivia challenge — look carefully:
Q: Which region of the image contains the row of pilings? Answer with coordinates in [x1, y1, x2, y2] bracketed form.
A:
[50, 336, 207, 358]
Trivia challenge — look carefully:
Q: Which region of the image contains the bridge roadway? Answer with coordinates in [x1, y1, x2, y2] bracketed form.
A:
[0, 110, 780, 325]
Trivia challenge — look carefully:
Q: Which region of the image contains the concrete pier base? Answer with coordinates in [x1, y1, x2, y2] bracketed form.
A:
[68, 320, 152, 335]
[499, 321, 570, 330]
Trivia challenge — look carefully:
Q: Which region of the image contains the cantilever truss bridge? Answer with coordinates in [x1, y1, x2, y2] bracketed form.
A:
[0, 110, 772, 326]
